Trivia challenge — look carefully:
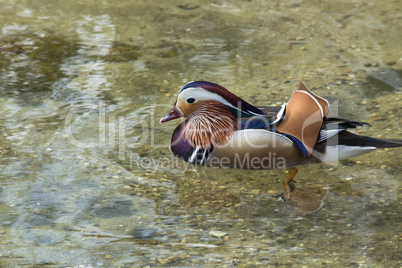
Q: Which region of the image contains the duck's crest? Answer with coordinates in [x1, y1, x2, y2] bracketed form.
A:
[180, 81, 265, 116]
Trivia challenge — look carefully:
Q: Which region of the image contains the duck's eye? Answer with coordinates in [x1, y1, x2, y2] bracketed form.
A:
[186, 97, 195, 104]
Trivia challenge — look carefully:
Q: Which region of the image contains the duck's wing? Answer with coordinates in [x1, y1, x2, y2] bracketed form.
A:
[257, 106, 282, 117]
[317, 117, 370, 143]
[322, 117, 369, 129]
[237, 115, 276, 130]
[275, 81, 329, 157]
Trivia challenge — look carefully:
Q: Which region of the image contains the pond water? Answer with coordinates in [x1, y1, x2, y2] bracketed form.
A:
[0, 0, 401, 267]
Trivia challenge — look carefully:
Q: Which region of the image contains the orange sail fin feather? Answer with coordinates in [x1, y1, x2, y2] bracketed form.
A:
[276, 81, 329, 157]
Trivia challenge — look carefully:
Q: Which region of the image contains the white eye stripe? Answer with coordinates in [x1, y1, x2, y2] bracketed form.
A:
[178, 87, 233, 107]
[177, 87, 263, 116]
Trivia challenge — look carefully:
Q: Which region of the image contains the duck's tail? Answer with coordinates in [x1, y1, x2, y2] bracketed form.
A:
[313, 131, 401, 163]
[374, 138, 402, 148]
[337, 131, 402, 149]
[320, 118, 402, 149]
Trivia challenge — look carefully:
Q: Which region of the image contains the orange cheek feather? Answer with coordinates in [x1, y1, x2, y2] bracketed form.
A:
[177, 101, 199, 117]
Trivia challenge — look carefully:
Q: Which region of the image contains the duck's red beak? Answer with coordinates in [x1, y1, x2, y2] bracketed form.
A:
[160, 106, 182, 123]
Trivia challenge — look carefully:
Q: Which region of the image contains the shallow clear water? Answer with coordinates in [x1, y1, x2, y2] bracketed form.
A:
[0, 0, 401, 267]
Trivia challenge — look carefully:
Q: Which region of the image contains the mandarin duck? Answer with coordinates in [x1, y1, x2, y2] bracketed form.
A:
[160, 81, 402, 199]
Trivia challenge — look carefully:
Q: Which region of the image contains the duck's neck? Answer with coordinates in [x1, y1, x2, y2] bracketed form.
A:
[182, 101, 238, 149]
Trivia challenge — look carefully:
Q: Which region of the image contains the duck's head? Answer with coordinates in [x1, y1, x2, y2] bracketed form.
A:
[160, 81, 265, 123]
